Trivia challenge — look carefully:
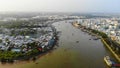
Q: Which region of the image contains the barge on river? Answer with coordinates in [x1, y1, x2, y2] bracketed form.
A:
[104, 56, 120, 67]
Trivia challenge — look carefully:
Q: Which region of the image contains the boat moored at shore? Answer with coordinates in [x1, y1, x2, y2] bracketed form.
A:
[104, 56, 120, 67]
[104, 56, 113, 67]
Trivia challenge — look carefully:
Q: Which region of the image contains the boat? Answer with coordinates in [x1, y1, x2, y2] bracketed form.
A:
[104, 56, 120, 67]
[104, 56, 113, 67]
[93, 36, 99, 40]
[76, 41, 79, 43]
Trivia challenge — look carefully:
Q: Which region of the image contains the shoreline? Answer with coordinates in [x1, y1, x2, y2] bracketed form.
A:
[72, 22, 120, 62]
[0, 25, 59, 64]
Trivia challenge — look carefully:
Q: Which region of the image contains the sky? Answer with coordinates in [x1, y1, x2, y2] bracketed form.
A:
[0, 0, 120, 13]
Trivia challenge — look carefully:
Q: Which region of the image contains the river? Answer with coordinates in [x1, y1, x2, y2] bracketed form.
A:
[52, 21, 116, 68]
[0, 20, 116, 68]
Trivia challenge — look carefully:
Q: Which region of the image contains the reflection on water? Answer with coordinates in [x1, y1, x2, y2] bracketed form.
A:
[0, 21, 116, 68]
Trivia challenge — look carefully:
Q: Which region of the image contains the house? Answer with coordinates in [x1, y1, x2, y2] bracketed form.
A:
[11, 48, 21, 52]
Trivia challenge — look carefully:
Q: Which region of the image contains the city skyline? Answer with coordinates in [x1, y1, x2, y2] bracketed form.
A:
[0, 0, 120, 13]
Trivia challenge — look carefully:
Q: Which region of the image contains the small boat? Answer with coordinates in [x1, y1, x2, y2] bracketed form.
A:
[104, 56, 113, 67]
[92, 36, 99, 40]
[89, 39, 91, 40]
[76, 41, 79, 43]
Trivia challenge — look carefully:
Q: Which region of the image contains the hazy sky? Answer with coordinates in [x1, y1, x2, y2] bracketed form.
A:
[0, 0, 119, 13]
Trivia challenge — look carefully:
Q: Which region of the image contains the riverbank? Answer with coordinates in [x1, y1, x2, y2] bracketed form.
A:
[101, 38, 120, 62]
[0, 25, 59, 64]
[72, 21, 120, 62]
